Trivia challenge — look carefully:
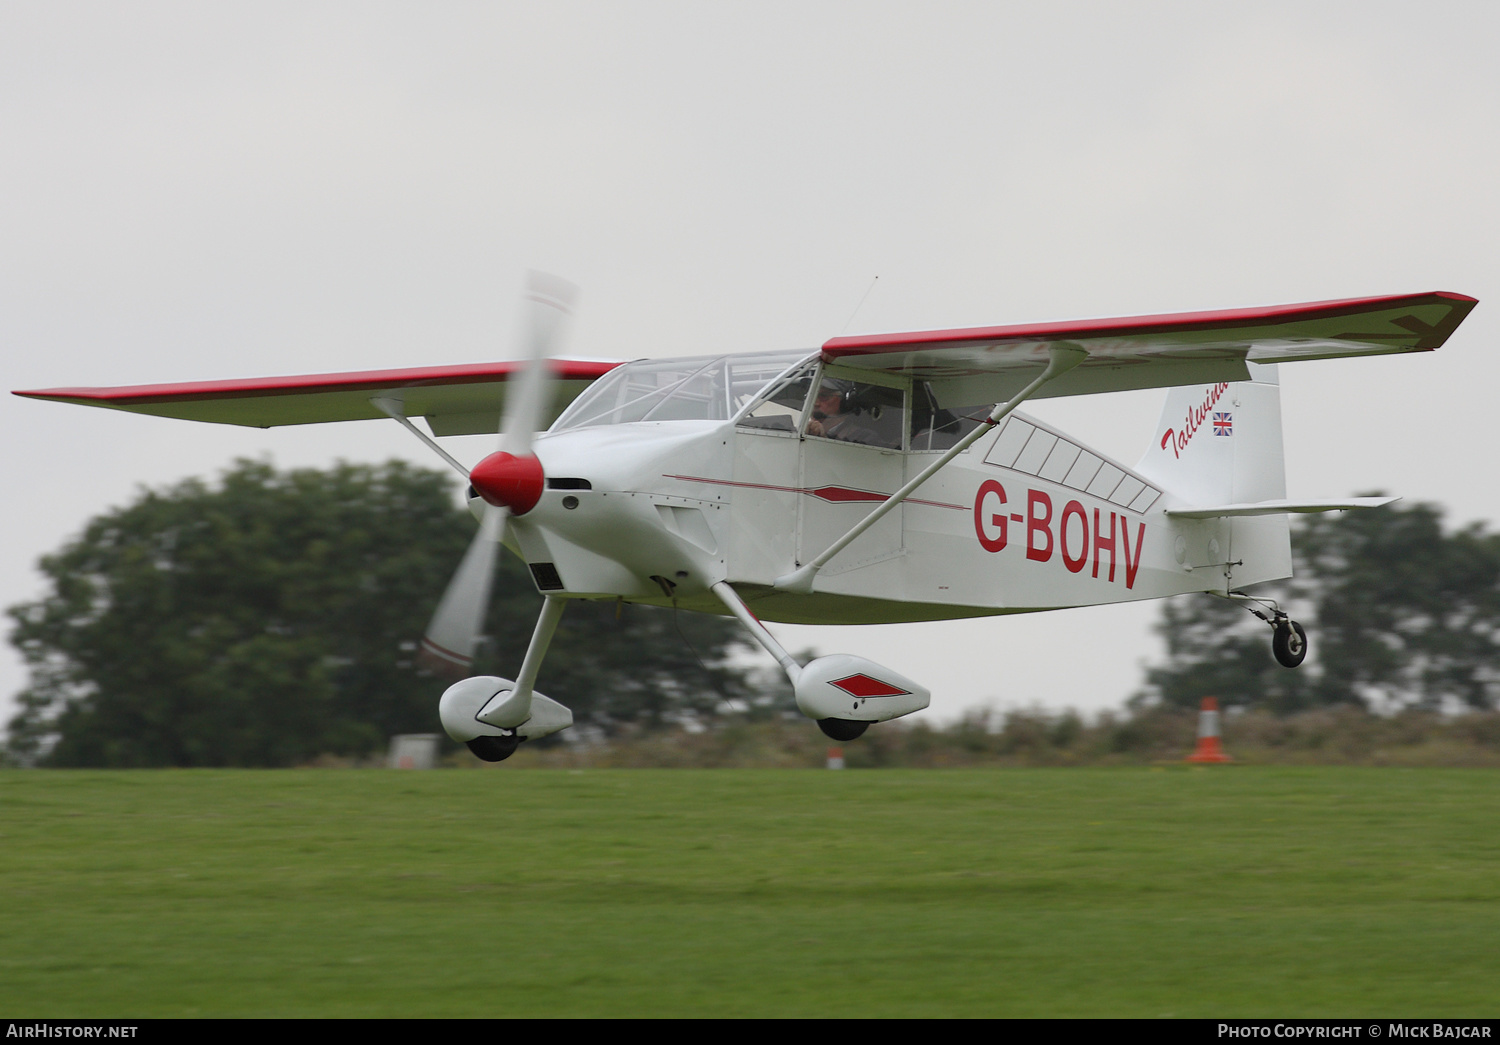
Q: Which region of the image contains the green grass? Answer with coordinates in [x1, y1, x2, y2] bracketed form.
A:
[2, 767, 1498, 1016]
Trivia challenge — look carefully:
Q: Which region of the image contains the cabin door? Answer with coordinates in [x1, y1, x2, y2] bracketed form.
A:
[795, 375, 908, 574]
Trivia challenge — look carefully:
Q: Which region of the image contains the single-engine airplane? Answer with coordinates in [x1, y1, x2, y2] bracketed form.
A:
[15, 278, 1477, 759]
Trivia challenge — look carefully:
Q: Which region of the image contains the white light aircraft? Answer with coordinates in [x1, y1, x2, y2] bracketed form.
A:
[16, 279, 1477, 759]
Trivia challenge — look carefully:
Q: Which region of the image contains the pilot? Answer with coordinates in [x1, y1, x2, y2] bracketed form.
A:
[806, 379, 880, 445]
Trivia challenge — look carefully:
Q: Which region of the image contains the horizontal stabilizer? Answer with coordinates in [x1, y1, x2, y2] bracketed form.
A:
[1165, 496, 1399, 519]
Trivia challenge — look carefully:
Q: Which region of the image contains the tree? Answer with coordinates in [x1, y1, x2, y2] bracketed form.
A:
[7, 459, 776, 766]
[1138, 500, 1500, 714]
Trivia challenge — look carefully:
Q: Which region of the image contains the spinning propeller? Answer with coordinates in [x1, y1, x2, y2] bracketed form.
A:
[417, 272, 578, 676]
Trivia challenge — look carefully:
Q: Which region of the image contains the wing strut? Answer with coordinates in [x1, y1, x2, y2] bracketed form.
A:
[774, 344, 1088, 594]
[369, 396, 473, 480]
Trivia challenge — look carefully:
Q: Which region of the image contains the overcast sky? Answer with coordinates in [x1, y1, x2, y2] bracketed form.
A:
[4, 2, 1497, 728]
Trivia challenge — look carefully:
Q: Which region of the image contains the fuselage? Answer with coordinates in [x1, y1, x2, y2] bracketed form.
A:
[490, 351, 1246, 625]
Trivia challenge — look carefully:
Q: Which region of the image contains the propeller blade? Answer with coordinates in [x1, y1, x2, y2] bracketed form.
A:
[500, 271, 577, 456]
[422, 271, 577, 678]
[418, 505, 508, 677]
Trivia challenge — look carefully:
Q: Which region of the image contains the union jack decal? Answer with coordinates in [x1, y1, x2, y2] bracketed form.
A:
[1213, 412, 1233, 436]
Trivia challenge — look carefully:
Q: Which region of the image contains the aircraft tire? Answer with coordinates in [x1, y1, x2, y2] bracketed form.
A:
[1272, 620, 1308, 668]
[817, 718, 870, 741]
[467, 734, 520, 762]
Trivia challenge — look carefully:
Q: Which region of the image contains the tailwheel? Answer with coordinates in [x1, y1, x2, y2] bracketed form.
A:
[818, 718, 869, 741]
[1223, 595, 1309, 670]
[467, 733, 520, 762]
[1272, 619, 1308, 668]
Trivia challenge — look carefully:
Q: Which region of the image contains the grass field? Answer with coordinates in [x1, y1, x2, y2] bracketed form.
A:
[2, 767, 1498, 1017]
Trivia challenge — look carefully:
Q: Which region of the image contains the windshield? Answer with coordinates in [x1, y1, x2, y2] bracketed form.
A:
[551, 351, 810, 432]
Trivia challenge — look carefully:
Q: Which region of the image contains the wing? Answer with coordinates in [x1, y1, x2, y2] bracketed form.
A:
[13, 358, 623, 434]
[822, 291, 1477, 405]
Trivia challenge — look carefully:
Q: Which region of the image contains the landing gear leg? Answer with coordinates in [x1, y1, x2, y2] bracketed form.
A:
[708, 578, 918, 740]
[710, 581, 929, 741]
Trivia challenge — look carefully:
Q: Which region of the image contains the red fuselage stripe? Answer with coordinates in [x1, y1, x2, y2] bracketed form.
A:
[662, 474, 965, 511]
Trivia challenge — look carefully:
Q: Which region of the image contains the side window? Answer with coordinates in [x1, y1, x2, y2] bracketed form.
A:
[910, 382, 993, 451]
[806, 378, 905, 449]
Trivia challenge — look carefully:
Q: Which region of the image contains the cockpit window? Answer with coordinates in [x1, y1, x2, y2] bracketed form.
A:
[805, 377, 906, 448]
[551, 351, 810, 432]
[729, 353, 815, 418]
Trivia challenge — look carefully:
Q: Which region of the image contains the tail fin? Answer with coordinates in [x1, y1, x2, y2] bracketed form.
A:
[1135, 363, 1292, 589]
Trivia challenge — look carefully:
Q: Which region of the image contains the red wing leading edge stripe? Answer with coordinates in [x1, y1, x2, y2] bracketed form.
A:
[821, 291, 1478, 357]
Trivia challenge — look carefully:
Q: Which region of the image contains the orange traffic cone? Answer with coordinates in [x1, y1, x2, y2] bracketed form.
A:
[1186, 697, 1232, 763]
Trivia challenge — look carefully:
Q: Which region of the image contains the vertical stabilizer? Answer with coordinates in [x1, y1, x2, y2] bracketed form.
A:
[1136, 363, 1292, 590]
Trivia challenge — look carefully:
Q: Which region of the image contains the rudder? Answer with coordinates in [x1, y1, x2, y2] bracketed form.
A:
[1135, 362, 1292, 590]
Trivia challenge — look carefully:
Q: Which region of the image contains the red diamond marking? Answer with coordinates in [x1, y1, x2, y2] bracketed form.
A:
[810, 486, 888, 503]
[830, 674, 910, 698]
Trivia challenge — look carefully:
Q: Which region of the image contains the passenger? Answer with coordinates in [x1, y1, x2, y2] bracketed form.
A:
[806, 380, 881, 445]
